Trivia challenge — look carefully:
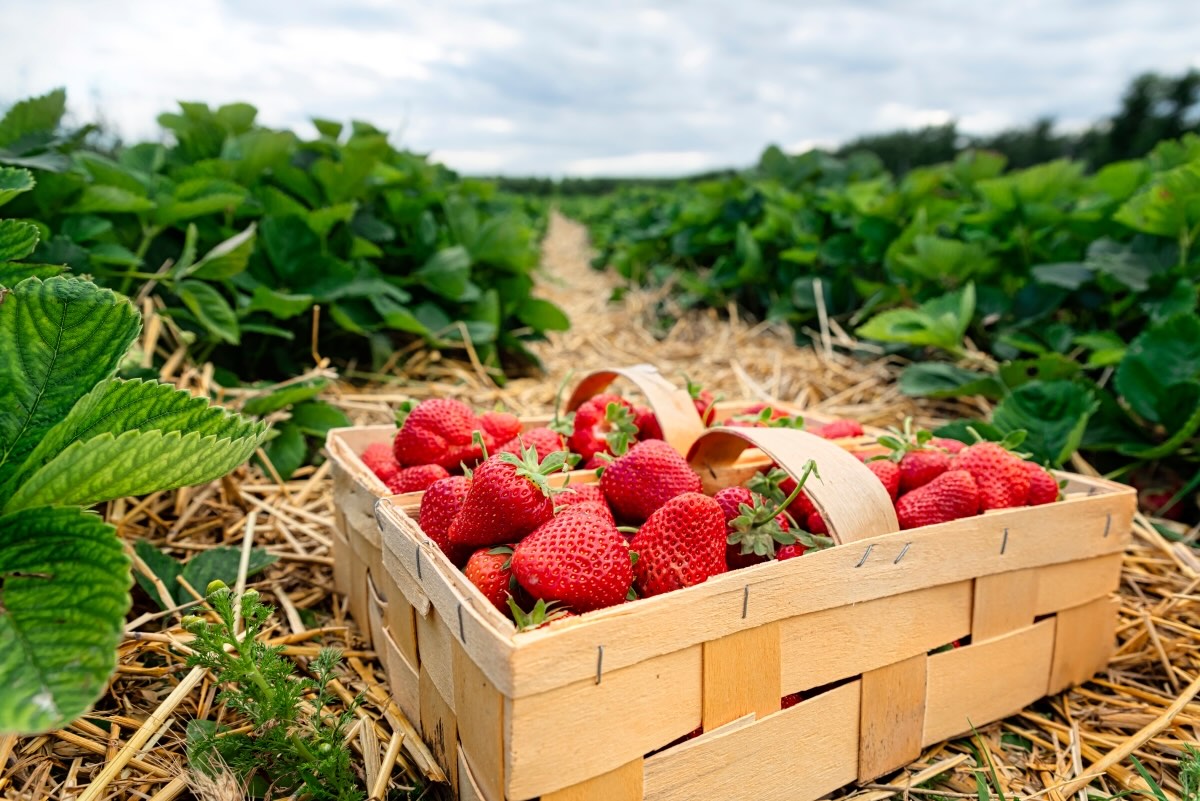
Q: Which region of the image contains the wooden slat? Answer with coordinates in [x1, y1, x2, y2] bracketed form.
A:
[381, 625, 420, 728]
[328, 428, 393, 551]
[972, 569, 1037, 642]
[643, 681, 861, 801]
[542, 759, 644, 801]
[419, 665, 458, 793]
[347, 549, 371, 645]
[379, 565, 420, 668]
[506, 646, 702, 800]
[454, 641, 506, 801]
[924, 619, 1056, 744]
[415, 604, 456, 712]
[458, 749, 490, 801]
[1048, 596, 1119, 694]
[329, 522, 353, 597]
[702, 623, 781, 729]
[859, 654, 927, 782]
[1035, 554, 1123, 616]
[366, 571, 387, 652]
[378, 524, 433, 616]
[780, 581, 970, 694]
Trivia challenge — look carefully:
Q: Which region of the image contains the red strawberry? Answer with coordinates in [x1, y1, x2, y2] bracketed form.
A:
[816, 419, 864, 439]
[480, 411, 522, 444]
[806, 511, 828, 534]
[633, 405, 663, 441]
[725, 405, 803, 429]
[361, 442, 400, 485]
[463, 547, 515, 612]
[568, 394, 638, 461]
[1023, 461, 1059, 506]
[878, 419, 952, 492]
[393, 398, 488, 469]
[931, 437, 966, 454]
[447, 447, 572, 548]
[781, 692, 804, 709]
[418, 476, 474, 565]
[512, 512, 634, 612]
[629, 492, 727, 597]
[865, 459, 901, 501]
[777, 542, 807, 560]
[895, 470, 980, 530]
[715, 487, 793, 569]
[556, 499, 615, 525]
[953, 442, 1031, 510]
[555, 482, 605, 507]
[600, 439, 702, 522]
[387, 464, 450, 494]
[499, 426, 566, 461]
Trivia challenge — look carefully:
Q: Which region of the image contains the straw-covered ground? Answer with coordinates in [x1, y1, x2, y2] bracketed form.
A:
[2, 214, 1197, 800]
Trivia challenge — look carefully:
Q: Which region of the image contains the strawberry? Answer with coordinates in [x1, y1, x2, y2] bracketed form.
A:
[361, 442, 400, 485]
[463, 546, 515, 612]
[865, 459, 901, 501]
[806, 511, 828, 535]
[448, 446, 573, 548]
[556, 499, 616, 525]
[633, 405, 664, 441]
[629, 492, 727, 597]
[600, 439, 702, 522]
[953, 441, 1031, 510]
[878, 418, 952, 492]
[715, 487, 792, 569]
[685, 376, 719, 425]
[568, 394, 638, 461]
[499, 426, 566, 461]
[895, 470, 980, 530]
[387, 464, 450, 494]
[776, 542, 808, 560]
[724, 405, 804, 429]
[815, 419, 864, 439]
[781, 692, 804, 709]
[555, 482, 606, 507]
[393, 398, 491, 469]
[418, 476, 474, 565]
[480, 411, 522, 444]
[931, 437, 966, 454]
[512, 512, 634, 612]
[1024, 462, 1059, 506]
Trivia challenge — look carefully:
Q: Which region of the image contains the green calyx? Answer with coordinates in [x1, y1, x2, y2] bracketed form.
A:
[498, 444, 574, 498]
[603, 402, 639, 457]
[394, 399, 416, 429]
[507, 596, 570, 631]
[877, 417, 935, 462]
[730, 460, 821, 557]
[549, 371, 577, 437]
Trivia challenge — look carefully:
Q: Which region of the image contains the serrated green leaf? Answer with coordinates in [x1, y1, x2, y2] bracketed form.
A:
[1114, 314, 1200, 424]
[0, 167, 35, 209]
[0, 262, 66, 286]
[183, 223, 256, 280]
[414, 246, 477, 301]
[1114, 162, 1200, 239]
[242, 378, 329, 416]
[0, 506, 129, 734]
[991, 380, 1097, 467]
[857, 284, 974, 353]
[0, 277, 141, 497]
[175, 280, 240, 344]
[180, 546, 277, 595]
[898, 363, 1004, 400]
[0, 219, 39, 261]
[288, 401, 351, 437]
[87, 242, 141, 267]
[70, 185, 155, 214]
[0, 88, 66, 150]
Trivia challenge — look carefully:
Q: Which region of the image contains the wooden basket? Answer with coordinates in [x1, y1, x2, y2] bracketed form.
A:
[362, 427, 1134, 801]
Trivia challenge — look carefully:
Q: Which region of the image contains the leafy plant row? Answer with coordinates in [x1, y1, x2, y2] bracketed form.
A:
[0, 89, 566, 382]
[566, 139, 1200, 517]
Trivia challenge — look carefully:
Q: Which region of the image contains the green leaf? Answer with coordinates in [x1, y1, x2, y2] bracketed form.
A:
[414, 246, 477, 301]
[898, 363, 1004, 400]
[0, 506, 129, 734]
[289, 401, 351, 437]
[1114, 314, 1200, 423]
[244, 285, 313, 320]
[0, 167, 35, 209]
[0, 277, 140, 497]
[991, 381, 1097, 467]
[133, 539, 181, 609]
[88, 242, 141, 268]
[0, 88, 66, 149]
[857, 284, 975, 353]
[997, 355, 1081, 389]
[307, 203, 357, 237]
[183, 224, 256, 280]
[515, 297, 570, 332]
[0, 262, 65, 286]
[242, 378, 329, 416]
[1119, 381, 1200, 460]
[70, 185, 155, 214]
[180, 546, 277, 595]
[175, 280, 240, 344]
[1031, 262, 1091, 289]
[260, 215, 321, 285]
[260, 421, 306, 481]
[0, 220, 39, 261]
[1114, 162, 1200, 239]
[1073, 332, 1126, 368]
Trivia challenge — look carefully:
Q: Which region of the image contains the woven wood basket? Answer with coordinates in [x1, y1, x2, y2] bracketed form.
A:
[345, 423, 1134, 801]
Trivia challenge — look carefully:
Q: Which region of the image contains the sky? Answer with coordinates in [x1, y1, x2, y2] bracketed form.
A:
[2, 1, 1199, 177]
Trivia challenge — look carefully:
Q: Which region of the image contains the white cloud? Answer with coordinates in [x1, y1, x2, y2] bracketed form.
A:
[564, 151, 717, 177]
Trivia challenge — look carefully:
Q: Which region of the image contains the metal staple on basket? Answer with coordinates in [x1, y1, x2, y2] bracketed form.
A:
[855, 543, 874, 567]
[893, 541, 912, 564]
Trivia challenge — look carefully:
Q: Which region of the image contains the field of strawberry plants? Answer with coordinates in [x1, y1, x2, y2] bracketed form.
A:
[566, 138, 1200, 520]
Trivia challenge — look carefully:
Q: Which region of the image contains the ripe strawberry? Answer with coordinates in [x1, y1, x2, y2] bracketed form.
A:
[418, 476, 474, 565]
[600, 439, 702, 522]
[865, 459, 901, 501]
[512, 512, 634, 612]
[480, 411, 522, 444]
[463, 546, 515, 612]
[715, 487, 792, 569]
[895, 470, 980, 530]
[556, 499, 615, 525]
[1023, 461, 1059, 506]
[878, 418, 952, 492]
[724, 405, 804, 429]
[633, 405, 663, 441]
[806, 511, 828, 534]
[781, 692, 804, 709]
[361, 442, 400, 485]
[629, 492, 727, 597]
[931, 437, 966, 454]
[387, 464, 450, 494]
[776, 542, 808, 560]
[448, 446, 573, 548]
[815, 419, 864, 439]
[499, 426, 566, 461]
[555, 482, 606, 507]
[393, 398, 489, 469]
[568, 394, 638, 461]
[953, 442, 1031, 510]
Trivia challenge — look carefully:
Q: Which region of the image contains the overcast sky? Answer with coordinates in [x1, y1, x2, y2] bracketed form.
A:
[3, 1, 1199, 176]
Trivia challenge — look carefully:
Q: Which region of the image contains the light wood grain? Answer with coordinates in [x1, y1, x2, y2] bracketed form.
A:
[859, 654, 927, 782]
[542, 759, 645, 801]
[1034, 553, 1123, 615]
[329, 521, 353, 598]
[506, 646, 702, 800]
[455, 640, 506, 801]
[378, 523, 432, 616]
[347, 547, 371, 644]
[381, 625, 421, 729]
[415, 603, 456, 712]
[328, 426, 393, 551]
[924, 619, 1056, 744]
[972, 568, 1038, 642]
[366, 570, 387, 651]
[458, 748, 491, 801]
[642, 680, 861, 801]
[780, 580, 970, 694]
[702, 623, 781, 730]
[379, 564, 420, 667]
[563, 364, 707, 456]
[419, 665, 458, 793]
[1048, 596, 1119, 694]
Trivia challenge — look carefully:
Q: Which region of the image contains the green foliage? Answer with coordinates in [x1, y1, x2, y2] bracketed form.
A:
[185, 586, 365, 800]
[2, 89, 562, 379]
[133, 542, 278, 609]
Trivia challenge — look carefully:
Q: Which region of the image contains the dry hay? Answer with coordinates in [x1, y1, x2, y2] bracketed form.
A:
[1, 214, 1196, 801]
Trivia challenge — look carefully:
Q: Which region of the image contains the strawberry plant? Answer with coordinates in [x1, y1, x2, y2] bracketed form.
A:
[0, 172, 266, 733]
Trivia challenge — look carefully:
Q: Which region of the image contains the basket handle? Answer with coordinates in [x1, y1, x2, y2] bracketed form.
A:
[563, 364, 707, 457]
[687, 427, 899, 545]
